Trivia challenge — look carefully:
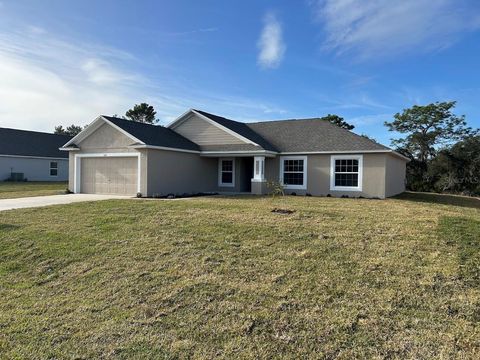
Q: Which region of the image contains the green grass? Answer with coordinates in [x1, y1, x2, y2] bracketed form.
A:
[0, 194, 479, 358]
[0, 181, 67, 199]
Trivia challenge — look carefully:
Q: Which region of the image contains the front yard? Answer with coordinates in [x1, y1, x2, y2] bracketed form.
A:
[0, 181, 67, 199]
[0, 194, 479, 358]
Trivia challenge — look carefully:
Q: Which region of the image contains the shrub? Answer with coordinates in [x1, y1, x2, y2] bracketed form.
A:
[266, 181, 285, 198]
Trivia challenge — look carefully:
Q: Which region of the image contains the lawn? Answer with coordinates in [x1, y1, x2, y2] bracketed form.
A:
[0, 194, 479, 358]
[0, 181, 67, 199]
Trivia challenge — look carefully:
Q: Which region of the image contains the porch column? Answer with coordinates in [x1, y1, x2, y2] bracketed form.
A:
[251, 156, 267, 195]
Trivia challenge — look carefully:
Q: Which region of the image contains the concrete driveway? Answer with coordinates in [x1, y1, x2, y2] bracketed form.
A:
[0, 194, 131, 212]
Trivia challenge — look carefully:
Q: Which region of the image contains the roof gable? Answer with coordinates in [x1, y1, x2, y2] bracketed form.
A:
[170, 112, 247, 146]
[192, 110, 278, 151]
[76, 122, 137, 149]
[168, 109, 277, 151]
[0, 127, 71, 158]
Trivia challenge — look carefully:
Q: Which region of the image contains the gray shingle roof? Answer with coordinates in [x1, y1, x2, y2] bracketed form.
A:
[102, 116, 200, 151]
[196, 110, 390, 153]
[0, 127, 71, 158]
[97, 111, 392, 155]
[247, 118, 390, 152]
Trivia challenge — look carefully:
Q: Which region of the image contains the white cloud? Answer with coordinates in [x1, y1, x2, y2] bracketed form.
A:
[257, 12, 286, 69]
[311, 0, 480, 59]
[0, 26, 288, 132]
[0, 29, 150, 131]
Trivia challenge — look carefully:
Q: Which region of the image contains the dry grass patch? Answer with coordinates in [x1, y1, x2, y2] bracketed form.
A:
[0, 194, 479, 358]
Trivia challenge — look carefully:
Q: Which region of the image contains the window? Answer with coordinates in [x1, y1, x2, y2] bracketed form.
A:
[218, 158, 234, 187]
[280, 156, 307, 189]
[50, 161, 58, 177]
[330, 155, 363, 191]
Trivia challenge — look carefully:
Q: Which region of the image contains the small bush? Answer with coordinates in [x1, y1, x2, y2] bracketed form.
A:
[266, 181, 285, 198]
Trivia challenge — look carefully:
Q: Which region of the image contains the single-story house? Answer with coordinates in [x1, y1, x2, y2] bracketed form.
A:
[60, 109, 408, 198]
[0, 127, 71, 181]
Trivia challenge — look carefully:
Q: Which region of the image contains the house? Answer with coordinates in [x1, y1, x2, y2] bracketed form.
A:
[60, 109, 408, 198]
[0, 127, 71, 181]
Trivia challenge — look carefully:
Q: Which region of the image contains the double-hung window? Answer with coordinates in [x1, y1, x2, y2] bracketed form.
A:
[330, 155, 363, 191]
[280, 156, 307, 190]
[50, 161, 58, 177]
[219, 158, 235, 187]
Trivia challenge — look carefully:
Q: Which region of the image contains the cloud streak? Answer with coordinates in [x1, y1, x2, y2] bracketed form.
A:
[311, 0, 480, 59]
[257, 12, 286, 69]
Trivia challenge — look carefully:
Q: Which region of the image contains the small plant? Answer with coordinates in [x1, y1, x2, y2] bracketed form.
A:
[266, 181, 285, 199]
[136, 192, 142, 198]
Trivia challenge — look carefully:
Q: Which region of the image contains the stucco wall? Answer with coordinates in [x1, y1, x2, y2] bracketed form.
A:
[385, 154, 407, 197]
[146, 149, 217, 196]
[0, 156, 68, 181]
[265, 153, 390, 198]
[76, 123, 138, 153]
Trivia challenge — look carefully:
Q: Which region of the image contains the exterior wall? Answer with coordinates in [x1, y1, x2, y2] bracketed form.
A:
[146, 149, 217, 196]
[265, 153, 392, 198]
[68, 152, 75, 191]
[251, 180, 268, 195]
[172, 113, 246, 145]
[385, 154, 407, 197]
[0, 155, 68, 181]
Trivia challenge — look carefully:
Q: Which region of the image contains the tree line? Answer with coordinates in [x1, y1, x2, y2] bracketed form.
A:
[54, 101, 479, 196]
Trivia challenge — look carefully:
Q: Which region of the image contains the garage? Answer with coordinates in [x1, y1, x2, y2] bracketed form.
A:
[80, 156, 138, 195]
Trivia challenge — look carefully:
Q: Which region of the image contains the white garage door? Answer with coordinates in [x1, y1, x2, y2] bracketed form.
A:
[80, 157, 138, 195]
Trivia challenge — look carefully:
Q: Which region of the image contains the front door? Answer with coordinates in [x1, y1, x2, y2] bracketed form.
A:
[241, 157, 254, 192]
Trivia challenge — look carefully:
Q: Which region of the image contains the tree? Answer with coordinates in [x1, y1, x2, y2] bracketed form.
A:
[385, 101, 476, 164]
[124, 103, 157, 124]
[321, 114, 355, 130]
[54, 124, 84, 136]
[427, 136, 480, 195]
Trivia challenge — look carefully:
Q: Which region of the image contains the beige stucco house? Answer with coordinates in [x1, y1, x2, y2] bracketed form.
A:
[60, 109, 408, 198]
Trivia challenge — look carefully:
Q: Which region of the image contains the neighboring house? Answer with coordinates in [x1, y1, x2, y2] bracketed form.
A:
[60, 109, 408, 198]
[0, 127, 71, 181]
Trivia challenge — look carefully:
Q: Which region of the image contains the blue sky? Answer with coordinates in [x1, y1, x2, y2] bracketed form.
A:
[0, 0, 479, 146]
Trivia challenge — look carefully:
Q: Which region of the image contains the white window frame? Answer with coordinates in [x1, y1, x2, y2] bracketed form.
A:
[49, 161, 58, 177]
[330, 155, 363, 192]
[279, 156, 307, 190]
[218, 158, 235, 187]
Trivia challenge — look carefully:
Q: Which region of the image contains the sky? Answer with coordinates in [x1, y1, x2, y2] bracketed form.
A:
[0, 0, 480, 146]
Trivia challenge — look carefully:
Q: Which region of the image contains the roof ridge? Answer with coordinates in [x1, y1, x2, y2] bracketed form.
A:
[247, 117, 323, 124]
[101, 115, 167, 129]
